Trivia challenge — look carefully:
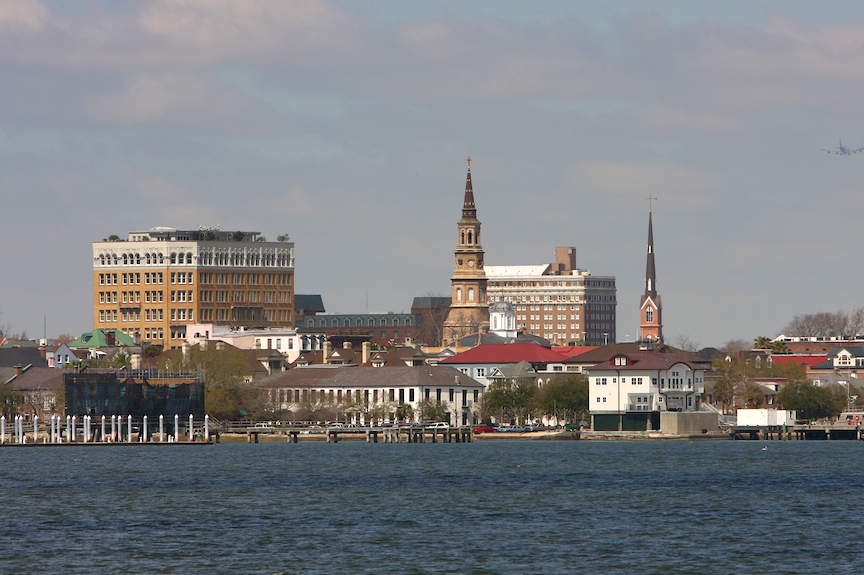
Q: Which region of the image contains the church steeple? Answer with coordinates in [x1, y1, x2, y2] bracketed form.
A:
[639, 203, 663, 343]
[443, 157, 490, 345]
[462, 158, 476, 220]
[644, 206, 657, 298]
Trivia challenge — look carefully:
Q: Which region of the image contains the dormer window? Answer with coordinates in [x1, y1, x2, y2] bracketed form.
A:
[614, 356, 626, 366]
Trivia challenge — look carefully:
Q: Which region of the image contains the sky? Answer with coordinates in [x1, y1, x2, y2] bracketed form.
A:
[2, 0, 864, 348]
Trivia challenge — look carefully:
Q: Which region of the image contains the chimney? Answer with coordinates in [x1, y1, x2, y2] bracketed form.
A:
[131, 353, 141, 370]
[13, 365, 23, 377]
[182, 342, 190, 357]
[323, 340, 332, 361]
[343, 340, 352, 349]
[105, 330, 116, 346]
[200, 339, 208, 351]
[215, 341, 225, 351]
[38, 344, 47, 359]
[555, 246, 576, 273]
[362, 341, 370, 364]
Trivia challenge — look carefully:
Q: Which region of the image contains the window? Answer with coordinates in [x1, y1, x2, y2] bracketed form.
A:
[646, 307, 653, 322]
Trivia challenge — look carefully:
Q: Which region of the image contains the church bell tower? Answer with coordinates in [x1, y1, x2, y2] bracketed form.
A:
[443, 158, 490, 345]
[639, 204, 663, 344]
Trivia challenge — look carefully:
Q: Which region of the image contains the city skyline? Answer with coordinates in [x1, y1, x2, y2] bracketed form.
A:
[2, 1, 864, 347]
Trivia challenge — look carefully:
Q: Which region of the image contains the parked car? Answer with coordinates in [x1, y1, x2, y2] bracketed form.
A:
[425, 422, 450, 429]
[500, 425, 528, 433]
[472, 424, 498, 433]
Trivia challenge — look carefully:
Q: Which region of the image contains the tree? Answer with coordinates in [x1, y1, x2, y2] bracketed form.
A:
[782, 308, 864, 338]
[159, 345, 256, 420]
[277, 234, 290, 242]
[776, 381, 846, 421]
[711, 360, 749, 414]
[482, 378, 538, 424]
[414, 292, 450, 346]
[753, 336, 772, 349]
[673, 334, 700, 352]
[255, 236, 267, 242]
[0, 382, 23, 416]
[722, 339, 750, 353]
[417, 399, 449, 422]
[107, 234, 121, 242]
[113, 352, 131, 370]
[535, 375, 588, 424]
[232, 231, 245, 241]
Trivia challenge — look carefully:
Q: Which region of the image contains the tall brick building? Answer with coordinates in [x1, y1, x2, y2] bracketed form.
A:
[93, 227, 295, 350]
[486, 247, 617, 346]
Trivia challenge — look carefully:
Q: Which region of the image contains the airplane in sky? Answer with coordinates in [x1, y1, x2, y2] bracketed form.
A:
[820, 140, 864, 155]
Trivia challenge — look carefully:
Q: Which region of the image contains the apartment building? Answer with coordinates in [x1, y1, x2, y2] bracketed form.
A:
[93, 227, 294, 349]
[485, 247, 616, 346]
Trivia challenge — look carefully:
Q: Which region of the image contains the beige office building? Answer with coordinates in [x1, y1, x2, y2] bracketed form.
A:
[93, 227, 294, 349]
[485, 247, 616, 346]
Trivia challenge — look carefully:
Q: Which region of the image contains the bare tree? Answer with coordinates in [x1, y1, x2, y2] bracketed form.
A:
[722, 339, 750, 353]
[783, 308, 864, 338]
[673, 334, 700, 352]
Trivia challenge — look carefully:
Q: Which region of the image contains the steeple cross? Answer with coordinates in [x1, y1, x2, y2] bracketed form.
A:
[467, 156, 471, 168]
[646, 195, 657, 210]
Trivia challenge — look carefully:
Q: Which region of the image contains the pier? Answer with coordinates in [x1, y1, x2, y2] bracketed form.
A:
[0, 414, 214, 446]
[237, 424, 474, 444]
[729, 424, 864, 441]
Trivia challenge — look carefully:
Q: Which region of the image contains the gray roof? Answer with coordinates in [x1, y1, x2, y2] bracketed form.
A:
[295, 294, 325, 312]
[7, 367, 73, 391]
[0, 347, 48, 368]
[256, 365, 483, 390]
[456, 331, 552, 347]
[411, 296, 451, 309]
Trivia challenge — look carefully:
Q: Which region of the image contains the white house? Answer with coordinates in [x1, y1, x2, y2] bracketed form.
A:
[588, 350, 705, 432]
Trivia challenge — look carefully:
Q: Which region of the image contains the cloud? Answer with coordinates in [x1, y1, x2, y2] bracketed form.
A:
[0, 0, 49, 30]
[85, 73, 288, 135]
[566, 161, 722, 212]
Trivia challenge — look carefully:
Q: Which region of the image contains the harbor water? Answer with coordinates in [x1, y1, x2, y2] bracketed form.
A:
[1, 440, 862, 574]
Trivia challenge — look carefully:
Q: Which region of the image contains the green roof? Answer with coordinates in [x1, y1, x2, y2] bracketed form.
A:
[68, 329, 135, 348]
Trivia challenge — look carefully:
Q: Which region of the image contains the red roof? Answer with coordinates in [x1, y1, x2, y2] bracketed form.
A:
[551, 346, 599, 358]
[440, 343, 570, 364]
[771, 355, 827, 367]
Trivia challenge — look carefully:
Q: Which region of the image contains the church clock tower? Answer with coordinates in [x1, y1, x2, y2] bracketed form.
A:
[443, 158, 490, 345]
[639, 204, 663, 344]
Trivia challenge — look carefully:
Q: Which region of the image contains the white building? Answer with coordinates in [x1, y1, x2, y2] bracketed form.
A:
[256, 365, 485, 427]
[185, 323, 303, 363]
[588, 350, 705, 432]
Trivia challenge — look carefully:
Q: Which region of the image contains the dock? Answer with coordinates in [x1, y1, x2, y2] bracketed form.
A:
[729, 424, 864, 441]
[241, 425, 474, 444]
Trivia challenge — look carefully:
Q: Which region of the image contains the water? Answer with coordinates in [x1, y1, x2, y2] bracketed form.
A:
[1, 440, 862, 574]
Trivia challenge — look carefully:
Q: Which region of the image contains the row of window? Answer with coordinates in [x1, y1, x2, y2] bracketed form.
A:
[272, 387, 481, 406]
[255, 338, 295, 351]
[98, 251, 293, 268]
[199, 272, 291, 286]
[306, 317, 414, 328]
